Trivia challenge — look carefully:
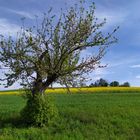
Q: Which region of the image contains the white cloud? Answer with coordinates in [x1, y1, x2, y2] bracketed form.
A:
[94, 68, 114, 76]
[0, 18, 20, 36]
[7, 9, 35, 19]
[107, 56, 140, 68]
[130, 64, 140, 68]
[95, 5, 128, 30]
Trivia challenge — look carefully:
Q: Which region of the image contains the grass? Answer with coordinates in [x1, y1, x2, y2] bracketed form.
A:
[0, 92, 140, 139]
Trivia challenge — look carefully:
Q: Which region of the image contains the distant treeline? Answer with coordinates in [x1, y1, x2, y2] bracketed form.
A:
[89, 78, 130, 87]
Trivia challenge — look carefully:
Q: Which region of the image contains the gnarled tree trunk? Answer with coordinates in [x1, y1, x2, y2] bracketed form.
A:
[31, 74, 57, 96]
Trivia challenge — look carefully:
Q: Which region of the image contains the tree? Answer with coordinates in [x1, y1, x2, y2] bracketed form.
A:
[110, 81, 119, 87]
[94, 82, 98, 87]
[89, 83, 95, 87]
[79, 81, 87, 87]
[0, 1, 118, 126]
[120, 82, 130, 87]
[89, 82, 98, 87]
[96, 78, 109, 87]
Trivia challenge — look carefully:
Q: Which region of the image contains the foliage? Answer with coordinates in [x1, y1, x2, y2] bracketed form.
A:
[110, 81, 119, 87]
[0, 93, 140, 139]
[89, 83, 95, 87]
[90, 78, 109, 87]
[0, 1, 118, 95]
[21, 93, 58, 127]
[89, 79, 108, 87]
[120, 82, 130, 87]
[90, 80, 130, 87]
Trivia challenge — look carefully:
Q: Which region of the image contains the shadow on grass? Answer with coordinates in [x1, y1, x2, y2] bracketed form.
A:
[0, 114, 28, 129]
[0, 112, 68, 129]
[0, 111, 94, 131]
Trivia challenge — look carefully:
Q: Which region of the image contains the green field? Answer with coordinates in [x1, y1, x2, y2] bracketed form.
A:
[0, 93, 140, 140]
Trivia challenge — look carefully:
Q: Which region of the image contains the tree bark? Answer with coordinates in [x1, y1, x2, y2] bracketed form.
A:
[31, 74, 57, 96]
[32, 82, 45, 96]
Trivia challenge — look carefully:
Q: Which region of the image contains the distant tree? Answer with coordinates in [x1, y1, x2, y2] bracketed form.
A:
[110, 81, 119, 87]
[80, 82, 87, 87]
[120, 82, 130, 87]
[89, 79, 109, 87]
[89, 83, 95, 87]
[94, 82, 98, 87]
[72, 82, 77, 88]
[0, 1, 118, 126]
[96, 78, 108, 87]
[89, 81, 98, 87]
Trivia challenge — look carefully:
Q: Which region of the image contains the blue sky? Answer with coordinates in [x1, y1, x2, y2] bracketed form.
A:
[0, 0, 140, 89]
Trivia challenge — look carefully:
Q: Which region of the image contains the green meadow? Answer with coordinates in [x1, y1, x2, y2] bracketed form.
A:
[0, 92, 140, 140]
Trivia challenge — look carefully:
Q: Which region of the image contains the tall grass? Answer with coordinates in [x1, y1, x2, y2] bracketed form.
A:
[0, 93, 140, 139]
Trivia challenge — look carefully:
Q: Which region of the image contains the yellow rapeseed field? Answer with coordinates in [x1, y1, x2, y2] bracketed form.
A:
[45, 87, 140, 94]
[0, 91, 20, 95]
[0, 87, 140, 94]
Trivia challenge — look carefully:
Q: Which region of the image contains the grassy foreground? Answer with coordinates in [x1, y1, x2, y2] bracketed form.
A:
[0, 93, 140, 140]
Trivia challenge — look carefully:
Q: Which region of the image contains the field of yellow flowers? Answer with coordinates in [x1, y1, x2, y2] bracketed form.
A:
[46, 87, 140, 94]
[0, 87, 140, 95]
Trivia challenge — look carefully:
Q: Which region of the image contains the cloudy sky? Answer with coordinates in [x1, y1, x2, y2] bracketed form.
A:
[0, 0, 140, 89]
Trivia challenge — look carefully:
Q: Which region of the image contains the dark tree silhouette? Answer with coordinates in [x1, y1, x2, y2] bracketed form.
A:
[110, 81, 119, 87]
[96, 78, 109, 87]
[120, 82, 130, 87]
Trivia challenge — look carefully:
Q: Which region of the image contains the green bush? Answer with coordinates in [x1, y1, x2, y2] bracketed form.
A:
[21, 93, 58, 127]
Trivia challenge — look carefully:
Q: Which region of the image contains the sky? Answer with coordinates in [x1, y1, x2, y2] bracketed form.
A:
[0, 0, 140, 89]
